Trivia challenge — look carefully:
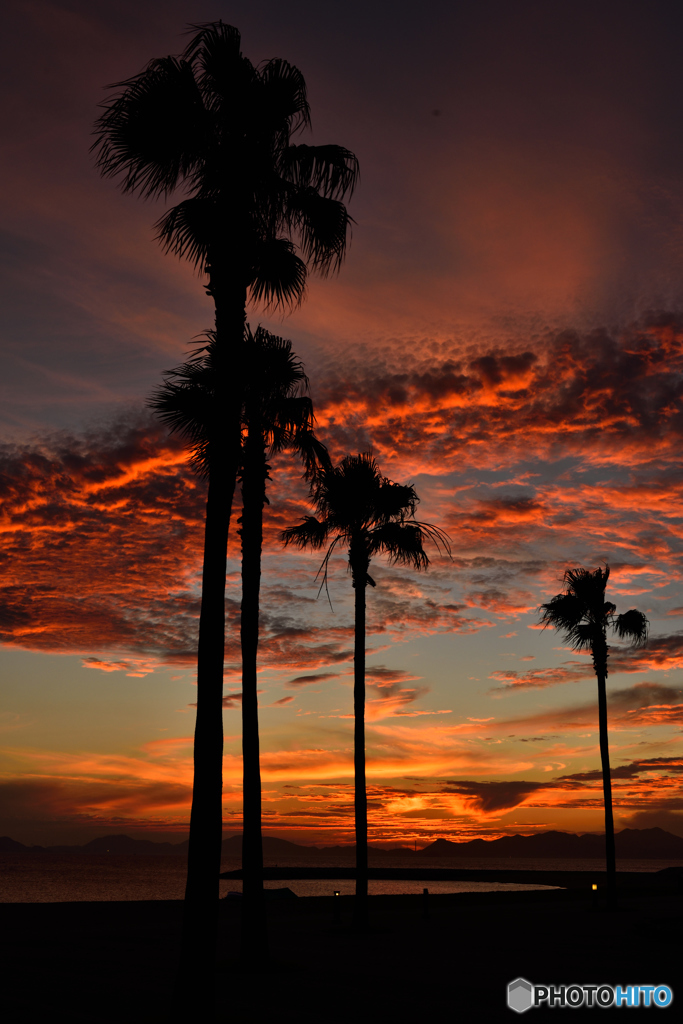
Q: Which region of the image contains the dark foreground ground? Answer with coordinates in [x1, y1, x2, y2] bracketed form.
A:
[2, 884, 681, 1023]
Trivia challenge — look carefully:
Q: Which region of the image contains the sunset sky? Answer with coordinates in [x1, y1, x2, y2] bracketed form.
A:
[2, 0, 683, 847]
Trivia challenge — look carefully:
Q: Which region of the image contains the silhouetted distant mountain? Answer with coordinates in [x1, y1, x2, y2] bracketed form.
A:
[0, 836, 35, 853]
[2, 827, 682, 858]
[0, 833, 323, 856]
[81, 835, 191, 855]
[221, 835, 322, 857]
[419, 828, 683, 859]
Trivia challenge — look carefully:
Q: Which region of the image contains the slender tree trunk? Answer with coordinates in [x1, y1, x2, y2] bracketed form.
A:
[352, 547, 369, 931]
[239, 424, 269, 966]
[175, 450, 236, 1015]
[596, 658, 617, 907]
[174, 270, 246, 1016]
[593, 634, 616, 907]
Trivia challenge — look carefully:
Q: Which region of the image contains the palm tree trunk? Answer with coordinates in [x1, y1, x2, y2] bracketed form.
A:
[352, 549, 369, 931]
[240, 425, 268, 965]
[596, 661, 617, 907]
[176, 446, 236, 1015]
[175, 275, 246, 1015]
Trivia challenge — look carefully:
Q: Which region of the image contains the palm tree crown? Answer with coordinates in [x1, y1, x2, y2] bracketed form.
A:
[239, 328, 330, 475]
[93, 21, 359, 312]
[539, 566, 648, 667]
[282, 452, 449, 584]
[150, 325, 328, 476]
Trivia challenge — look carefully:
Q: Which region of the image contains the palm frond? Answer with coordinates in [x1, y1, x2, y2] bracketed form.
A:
[281, 515, 330, 550]
[539, 592, 585, 632]
[149, 369, 216, 476]
[374, 480, 419, 523]
[296, 429, 332, 480]
[155, 197, 215, 269]
[413, 520, 452, 557]
[249, 237, 307, 309]
[614, 609, 649, 647]
[289, 189, 353, 275]
[183, 21, 243, 63]
[243, 326, 308, 399]
[92, 57, 206, 197]
[258, 58, 311, 137]
[538, 600, 594, 648]
[264, 406, 330, 479]
[563, 565, 609, 611]
[282, 144, 360, 199]
[368, 522, 430, 570]
[185, 23, 258, 122]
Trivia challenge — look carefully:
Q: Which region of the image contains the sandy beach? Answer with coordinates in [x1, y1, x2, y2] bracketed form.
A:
[2, 881, 681, 1022]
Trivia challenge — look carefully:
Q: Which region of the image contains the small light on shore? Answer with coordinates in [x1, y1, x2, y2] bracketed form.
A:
[591, 884, 597, 891]
[334, 890, 340, 897]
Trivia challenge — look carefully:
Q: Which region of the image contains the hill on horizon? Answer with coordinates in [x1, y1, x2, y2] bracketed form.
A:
[419, 827, 683, 859]
[1, 827, 683, 858]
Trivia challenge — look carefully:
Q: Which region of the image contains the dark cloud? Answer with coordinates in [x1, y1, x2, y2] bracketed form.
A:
[366, 666, 422, 685]
[489, 663, 590, 690]
[491, 640, 683, 690]
[465, 587, 536, 616]
[441, 780, 551, 812]
[285, 672, 343, 687]
[611, 632, 683, 674]
[0, 776, 191, 826]
[559, 756, 683, 783]
[487, 683, 683, 735]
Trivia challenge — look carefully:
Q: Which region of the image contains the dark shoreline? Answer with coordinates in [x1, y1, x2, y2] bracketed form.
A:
[220, 864, 683, 890]
[3, 884, 681, 1022]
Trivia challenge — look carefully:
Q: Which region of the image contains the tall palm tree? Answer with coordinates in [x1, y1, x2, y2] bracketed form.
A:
[238, 328, 329, 965]
[152, 327, 329, 967]
[100, 22, 357, 1004]
[282, 454, 450, 929]
[539, 566, 648, 905]
[92, 21, 359, 335]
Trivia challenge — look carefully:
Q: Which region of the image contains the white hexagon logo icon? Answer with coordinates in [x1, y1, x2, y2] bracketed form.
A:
[508, 978, 533, 1013]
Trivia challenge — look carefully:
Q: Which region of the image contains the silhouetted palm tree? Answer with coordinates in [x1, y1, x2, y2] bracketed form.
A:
[152, 327, 328, 967]
[282, 454, 450, 928]
[93, 22, 359, 333]
[102, 22, 358, 1004]
[150, 332, 234, 1010]
[539, 566, 648, 905]
[238, 328, 329, 964]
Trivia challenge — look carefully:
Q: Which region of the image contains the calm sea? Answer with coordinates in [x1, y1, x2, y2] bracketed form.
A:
[2, 852, 682, 902]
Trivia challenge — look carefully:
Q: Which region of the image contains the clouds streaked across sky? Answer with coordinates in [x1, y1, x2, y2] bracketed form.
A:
[1, 0, 683, 845]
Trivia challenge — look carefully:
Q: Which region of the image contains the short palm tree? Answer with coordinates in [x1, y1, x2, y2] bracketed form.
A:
[238, 328, 329, 964]
[539, 566, 648, 905]
[282, 454, 450, 928]
[152, 327, 328, 966]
